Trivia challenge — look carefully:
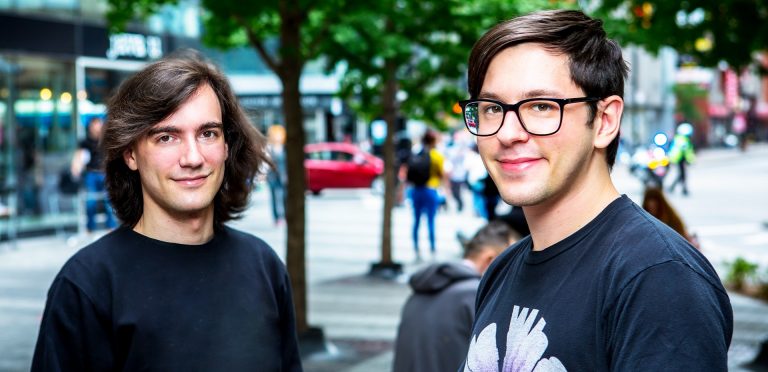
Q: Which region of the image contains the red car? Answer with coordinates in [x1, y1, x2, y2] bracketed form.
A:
[304, 142, 384, 195]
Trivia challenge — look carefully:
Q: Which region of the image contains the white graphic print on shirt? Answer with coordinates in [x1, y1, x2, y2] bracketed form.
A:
[464, 306, 566, 372]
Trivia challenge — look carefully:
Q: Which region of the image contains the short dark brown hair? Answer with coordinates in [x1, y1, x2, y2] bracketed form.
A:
[467, 9, 628, 169]
[463, 220, 519, 259]
[103, 50, 269, 228]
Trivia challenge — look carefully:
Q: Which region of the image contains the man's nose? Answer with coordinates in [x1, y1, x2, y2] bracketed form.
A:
[495, 111, 530, 143]
[180, 141, 203, 166]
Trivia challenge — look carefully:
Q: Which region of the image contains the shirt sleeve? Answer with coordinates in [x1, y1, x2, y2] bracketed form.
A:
[31, 276, 114, 372]
[277, 266, 303, 372]
[606, 260, 732, 371]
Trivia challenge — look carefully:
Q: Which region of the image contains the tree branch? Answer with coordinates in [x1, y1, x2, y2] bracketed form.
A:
[232, 14, 281, 75]
[305, 12, 340, 60]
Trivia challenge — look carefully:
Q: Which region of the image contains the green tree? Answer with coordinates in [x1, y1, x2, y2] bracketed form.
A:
[673, 83, 708, 123]
[594, 0, 768, 69]
[320, 0, 567, 271]
[106, 0, 355, 336]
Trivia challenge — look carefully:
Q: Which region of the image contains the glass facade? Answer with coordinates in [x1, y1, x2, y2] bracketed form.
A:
[0, 0, 198, 37]
[0, 56, 77, 222]
[0, 1, 199, 236]
[0, 0, 355, 237]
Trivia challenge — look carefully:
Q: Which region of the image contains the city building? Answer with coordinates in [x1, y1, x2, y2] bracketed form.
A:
[0, 1, 357, 238]
[0, 1, 204, 237]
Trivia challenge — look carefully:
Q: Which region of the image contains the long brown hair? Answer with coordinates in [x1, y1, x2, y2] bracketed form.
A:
[642, 187, 687, 238]
[103, 50, 269, 228]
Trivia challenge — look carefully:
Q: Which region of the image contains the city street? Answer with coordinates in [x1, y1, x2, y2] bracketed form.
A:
[1, 143, 767, 371]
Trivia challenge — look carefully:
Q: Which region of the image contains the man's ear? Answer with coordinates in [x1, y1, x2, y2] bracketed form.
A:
[594, 95, 623, 150]
[124, 148, 138, 171]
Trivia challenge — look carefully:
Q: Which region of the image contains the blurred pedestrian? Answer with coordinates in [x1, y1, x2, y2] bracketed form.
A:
[394, 131, 412, 207]
[458, 10, 731, 370]
[445, 133, 469, 212]
[465, 143, 503, 221]
[733, 110, 749, 151]
[481, 172, 501, 221]
[32, 52, 302, 371]
[70, 116, 118, 232]
[642, 186, 699, 249]
[465, 143, 488, 218]
[667, 122, 695, 196]
[266, 124, 287, 226]
[407, 130, 444, 260]
[393, 220, 519, 372]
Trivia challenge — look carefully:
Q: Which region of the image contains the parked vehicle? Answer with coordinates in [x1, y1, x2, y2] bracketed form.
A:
[304, 142, 384, 195]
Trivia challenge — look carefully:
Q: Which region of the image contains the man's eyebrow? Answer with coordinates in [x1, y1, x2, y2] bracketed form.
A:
[477, 91, 504, 101]
[146, 125, 180, 136]
[521, 89, 563, 99]
[199, 121, 224, 131]
[146, 122, 223, 136]
[477, 89, 565, 102]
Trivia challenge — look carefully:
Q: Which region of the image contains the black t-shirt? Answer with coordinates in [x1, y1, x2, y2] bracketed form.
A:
[79, 136, 103, 172]
[464, 195, 732, 371]
[32, 226, 302, 372]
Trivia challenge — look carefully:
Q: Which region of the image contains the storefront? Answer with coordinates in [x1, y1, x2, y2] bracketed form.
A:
[238, 92, 359, 144]
[0, 11, 196, 235]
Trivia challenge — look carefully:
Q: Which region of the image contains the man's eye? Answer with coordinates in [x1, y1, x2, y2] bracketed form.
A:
[158, 135, 173, 143]
[530, 102, 556, 112]
[200, 130, 222, 141]
[202, 130, 216, 138]
[482, 104, 503, 115]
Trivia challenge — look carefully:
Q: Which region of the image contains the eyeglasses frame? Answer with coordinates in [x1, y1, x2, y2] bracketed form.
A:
[459, 96, 602, 137]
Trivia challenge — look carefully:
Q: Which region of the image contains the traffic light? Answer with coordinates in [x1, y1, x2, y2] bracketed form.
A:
[631, 2, 654, 29]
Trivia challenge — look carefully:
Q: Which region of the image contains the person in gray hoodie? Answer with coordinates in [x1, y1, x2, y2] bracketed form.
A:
[393, 220, 518, 372]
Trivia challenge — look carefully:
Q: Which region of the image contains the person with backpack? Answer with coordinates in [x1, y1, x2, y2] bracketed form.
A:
[70, 116, 118, 232]
[407, 130, 445, 261]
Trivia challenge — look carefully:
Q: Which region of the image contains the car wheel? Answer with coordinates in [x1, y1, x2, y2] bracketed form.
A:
[370, 176, 384, 195]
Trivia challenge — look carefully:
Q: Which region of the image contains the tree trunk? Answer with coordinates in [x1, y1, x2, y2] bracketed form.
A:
[379, 60, 399, 265]
[278, 4, 308, 334]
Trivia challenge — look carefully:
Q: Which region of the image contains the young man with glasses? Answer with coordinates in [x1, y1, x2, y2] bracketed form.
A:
[459, 10, 732, 371]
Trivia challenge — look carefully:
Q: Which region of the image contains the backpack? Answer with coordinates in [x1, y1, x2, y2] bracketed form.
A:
[406, 150, 431, 186]
[58, 170, 81, 195]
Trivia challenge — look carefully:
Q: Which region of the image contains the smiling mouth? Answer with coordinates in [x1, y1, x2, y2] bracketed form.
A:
[498, 157, 540, 172]
[174, 175, 208, 186]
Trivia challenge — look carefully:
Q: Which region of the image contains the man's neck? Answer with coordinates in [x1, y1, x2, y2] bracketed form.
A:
[523, 162, 620, 251]
[133, 208, 215, 245]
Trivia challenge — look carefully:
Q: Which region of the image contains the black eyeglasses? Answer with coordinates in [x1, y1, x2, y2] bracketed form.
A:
[459, 97, 602, 136]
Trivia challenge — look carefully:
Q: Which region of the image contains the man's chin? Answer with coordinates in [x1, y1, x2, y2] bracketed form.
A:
[167, 198, 216, 216]
[499, 191, 540, 208]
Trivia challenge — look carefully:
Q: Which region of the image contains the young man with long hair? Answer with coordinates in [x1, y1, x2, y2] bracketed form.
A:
[32, 52, 302, 371]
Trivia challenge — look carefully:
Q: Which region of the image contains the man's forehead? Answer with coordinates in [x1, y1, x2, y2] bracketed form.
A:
[481, 45, 580, 100]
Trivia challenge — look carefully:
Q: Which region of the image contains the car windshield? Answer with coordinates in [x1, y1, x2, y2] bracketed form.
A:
[306, 150, 354, 161]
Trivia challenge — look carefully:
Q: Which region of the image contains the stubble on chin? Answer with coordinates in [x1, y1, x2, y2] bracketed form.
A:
[495, 176, 546, 208]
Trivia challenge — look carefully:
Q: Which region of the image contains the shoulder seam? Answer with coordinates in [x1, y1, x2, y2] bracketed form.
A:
[613, 258, 728, 308]
[57, 269, 108, 317]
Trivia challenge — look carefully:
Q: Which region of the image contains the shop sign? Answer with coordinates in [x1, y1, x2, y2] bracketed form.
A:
[239, 95, 335, 110]
[106, 33, 163, 60]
